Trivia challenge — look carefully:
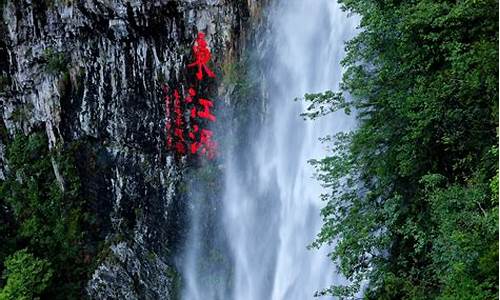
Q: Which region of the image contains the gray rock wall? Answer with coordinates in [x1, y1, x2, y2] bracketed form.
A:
[0, 0, 265, 298]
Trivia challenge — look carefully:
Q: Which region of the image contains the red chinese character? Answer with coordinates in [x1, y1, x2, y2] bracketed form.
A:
[174, 128, 186, 154]
[189, 127, 217, 159]
[166, 135, 173, 149]
[161, 34, 220, 160]
[197, 98, 216, 122]
[188, 32, 216, 80]
[173, 89, 183, 127]
[185, 88, 196, 103]
[190, 106, 197, 119]
[188, 124, 199, 140]
[175, 142, 186, 154]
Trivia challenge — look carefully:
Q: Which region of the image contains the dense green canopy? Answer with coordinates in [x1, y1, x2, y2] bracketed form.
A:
[304, 0, 499, 298]
[0, 133, 98, 299]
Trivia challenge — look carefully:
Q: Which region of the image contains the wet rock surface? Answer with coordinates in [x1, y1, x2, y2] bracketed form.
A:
[0, 0, 261, 298]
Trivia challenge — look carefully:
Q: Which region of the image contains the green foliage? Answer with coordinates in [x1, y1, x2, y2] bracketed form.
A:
[0, 249, 53, 300]
[300, 91, 351, 120]
[303, 0, 498, 299]
[222, 54, 263, 153]
[223, 57, 257, 101]
[165, 265, 182, 300]
[0, 132, 94, 298]
[43, 48, 68, 75]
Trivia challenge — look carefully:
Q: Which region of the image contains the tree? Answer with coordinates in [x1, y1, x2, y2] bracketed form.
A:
[0, 132, 97, 298]
[0, 249, 53, 300]
[303, 0, 498, 298]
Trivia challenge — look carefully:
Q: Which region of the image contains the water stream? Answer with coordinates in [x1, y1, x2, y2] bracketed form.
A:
[181, 0, 358, 299]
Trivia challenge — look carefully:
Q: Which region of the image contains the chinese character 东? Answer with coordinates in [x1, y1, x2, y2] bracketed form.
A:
[188, 32, 216, 81]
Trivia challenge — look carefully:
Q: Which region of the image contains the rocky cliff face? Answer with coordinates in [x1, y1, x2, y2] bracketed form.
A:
[0, 0, 264, 298]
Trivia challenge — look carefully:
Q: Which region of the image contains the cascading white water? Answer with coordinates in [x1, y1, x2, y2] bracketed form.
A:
[181, 0, 358, 299]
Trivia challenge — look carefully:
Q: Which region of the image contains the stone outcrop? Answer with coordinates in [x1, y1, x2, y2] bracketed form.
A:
[0, 0, 265, 298]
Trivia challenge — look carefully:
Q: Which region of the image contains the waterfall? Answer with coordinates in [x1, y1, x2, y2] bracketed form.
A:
[180, 0, 358, 299]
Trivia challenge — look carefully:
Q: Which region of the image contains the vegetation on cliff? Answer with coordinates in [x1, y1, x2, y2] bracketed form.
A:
[0, 132, 98, 299]
[304, 0, 499, 298]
